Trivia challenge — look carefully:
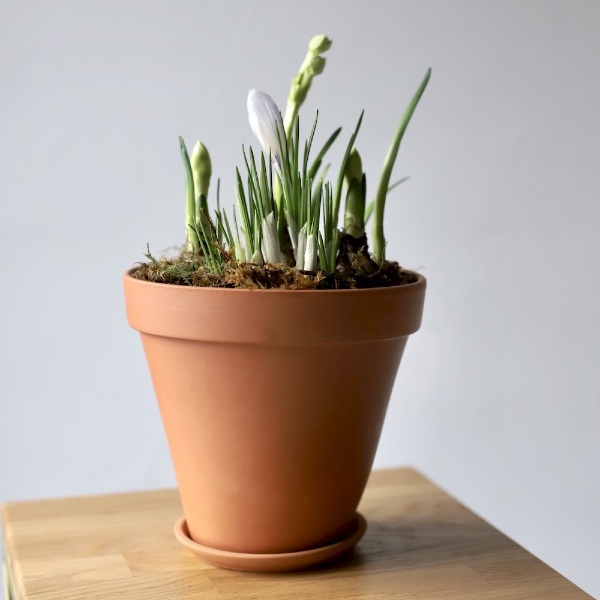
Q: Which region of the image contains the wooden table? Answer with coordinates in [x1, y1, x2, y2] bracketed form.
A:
[1, 468, 591, 599]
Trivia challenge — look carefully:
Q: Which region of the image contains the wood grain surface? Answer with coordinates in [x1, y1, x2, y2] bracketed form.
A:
[1, 468, 591, 599]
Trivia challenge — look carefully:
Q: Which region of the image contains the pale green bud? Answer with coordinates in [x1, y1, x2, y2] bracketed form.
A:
[309, 35, 332, 54]
[343, 148, 366, 238]
[344, 177, 366, 238]
[344, 148, 363, 185]
[309, 56, 326, 75]
[190, 141, 212, 199]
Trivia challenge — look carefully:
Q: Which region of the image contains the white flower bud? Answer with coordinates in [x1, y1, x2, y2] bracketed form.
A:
[261, 212, 285, 265]
[304, 234, 318, 272]
[247, 89, 286, 177]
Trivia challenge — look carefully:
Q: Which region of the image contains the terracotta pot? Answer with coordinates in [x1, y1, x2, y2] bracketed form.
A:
[123, 271, 425, 564]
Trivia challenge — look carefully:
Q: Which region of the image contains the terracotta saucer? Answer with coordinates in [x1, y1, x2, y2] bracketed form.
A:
[173, 513, 367, 572]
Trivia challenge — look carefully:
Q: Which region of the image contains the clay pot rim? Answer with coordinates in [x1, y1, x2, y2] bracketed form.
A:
[124, 268, 426, 294]
[124, 268, 426, 343]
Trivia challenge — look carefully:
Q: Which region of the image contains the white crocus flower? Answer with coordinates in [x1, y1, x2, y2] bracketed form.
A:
[247, 89, 286, 178]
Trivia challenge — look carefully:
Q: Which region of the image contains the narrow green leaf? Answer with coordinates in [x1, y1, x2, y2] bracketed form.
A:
[309, 127, 341, 180]
[373, 68, 431, 263]
[304, 111, 319, 174]
[179, 136, 199, 252]
[317, 232, 329, 272]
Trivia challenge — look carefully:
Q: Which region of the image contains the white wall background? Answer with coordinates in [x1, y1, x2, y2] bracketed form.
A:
[1, 0, 599, 596]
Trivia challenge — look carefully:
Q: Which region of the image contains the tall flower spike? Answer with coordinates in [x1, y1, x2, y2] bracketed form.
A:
[247, 89, 286, 178]
[283, 34, 332, 137]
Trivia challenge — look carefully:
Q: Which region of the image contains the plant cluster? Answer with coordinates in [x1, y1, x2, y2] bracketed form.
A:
[136, 35, 430, 288]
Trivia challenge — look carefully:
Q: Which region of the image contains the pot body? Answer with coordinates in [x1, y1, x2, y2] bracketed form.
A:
[123, 272, 426, 554]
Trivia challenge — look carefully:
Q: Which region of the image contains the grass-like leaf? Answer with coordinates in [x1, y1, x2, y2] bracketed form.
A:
[373, 68, 431, 263]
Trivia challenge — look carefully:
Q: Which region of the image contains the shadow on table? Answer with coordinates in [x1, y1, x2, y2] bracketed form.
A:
[307, 513, 512, 574]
